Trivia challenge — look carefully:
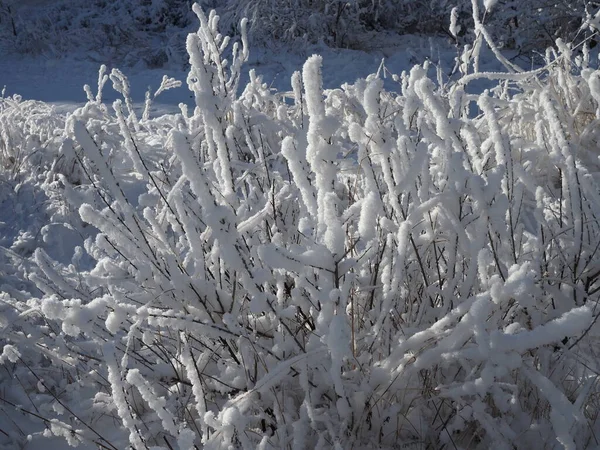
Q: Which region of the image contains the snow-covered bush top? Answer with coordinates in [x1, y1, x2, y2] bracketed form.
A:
[2, 2, 600, 449]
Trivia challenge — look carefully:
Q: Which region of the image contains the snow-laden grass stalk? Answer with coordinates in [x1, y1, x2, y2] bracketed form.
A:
[3, 3, 600, 450]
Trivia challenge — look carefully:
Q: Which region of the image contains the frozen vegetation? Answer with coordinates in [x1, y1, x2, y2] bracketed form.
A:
[3, 1, 600, 449]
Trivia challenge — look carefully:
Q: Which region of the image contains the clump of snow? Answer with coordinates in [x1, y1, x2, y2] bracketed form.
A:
[0, 344, 20, 364]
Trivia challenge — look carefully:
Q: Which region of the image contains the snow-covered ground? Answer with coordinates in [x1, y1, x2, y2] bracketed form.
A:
[1, 35, 461, 105]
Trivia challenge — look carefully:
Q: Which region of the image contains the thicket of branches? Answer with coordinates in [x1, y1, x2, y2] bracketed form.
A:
[221, 0, 599, 50]
[3, 2, 600, 450]
[1, 0, 599, 62]
[0, 0, 194, 66]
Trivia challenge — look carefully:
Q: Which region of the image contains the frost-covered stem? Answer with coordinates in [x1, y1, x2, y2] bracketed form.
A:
[180, 337, 210, 441]
[291, 71, 305, 128]
[281, 136, 317, 219]
[541, 91, 584, 279]
[303, 55, 343, 256]
[142, 89, 151, 122]
[126, 368, 196, 448]
[186, 34, 235, 199]
[96, 64, 108, 104]
[227, 18, 249, 97]
[192, 5, 228, 96]
[470, 0, 522, 74]
[110, 69, 140, 131]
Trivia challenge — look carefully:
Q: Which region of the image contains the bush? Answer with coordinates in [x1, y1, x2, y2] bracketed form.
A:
[220, 0, 599, 53]
[2, 0, 598, 61]
[0, 0, 195, 66]
[3, 3, 600, 450]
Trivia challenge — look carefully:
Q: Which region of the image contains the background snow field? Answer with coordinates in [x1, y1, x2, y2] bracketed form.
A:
[3, 1, 600, 449]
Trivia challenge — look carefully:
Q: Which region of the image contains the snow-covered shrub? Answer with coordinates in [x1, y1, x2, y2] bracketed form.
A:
[475, 0, 599, 53]
[2, 0, 598, 60]
[405, 0, 599, 53]
[218, 0, 468, 48]
[0, 95, 66, 177]
[220, 0, 372, 48]
[0, 0, 195, 66]
[5, 3, 600, 450]
[220, 0, 599, 55]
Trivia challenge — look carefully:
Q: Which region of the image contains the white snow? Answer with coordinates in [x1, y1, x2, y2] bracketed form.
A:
[3, 1, 600, 450]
